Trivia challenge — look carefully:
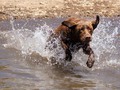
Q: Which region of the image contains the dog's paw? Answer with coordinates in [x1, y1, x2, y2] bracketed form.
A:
[86, 60, 95, 68]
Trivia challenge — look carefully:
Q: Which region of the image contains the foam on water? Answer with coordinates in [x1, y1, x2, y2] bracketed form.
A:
[2, 18, 120, 69]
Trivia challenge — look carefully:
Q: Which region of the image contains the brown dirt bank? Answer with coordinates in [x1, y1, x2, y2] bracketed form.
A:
[0, 0, 120, 20]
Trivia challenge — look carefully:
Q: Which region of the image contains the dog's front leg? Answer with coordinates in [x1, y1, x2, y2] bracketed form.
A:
[82, 44, 95, 68]
[61, 41, 72, 61]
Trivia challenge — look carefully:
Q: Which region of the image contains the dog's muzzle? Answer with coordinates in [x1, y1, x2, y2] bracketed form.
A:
[85, 37, 91, 42]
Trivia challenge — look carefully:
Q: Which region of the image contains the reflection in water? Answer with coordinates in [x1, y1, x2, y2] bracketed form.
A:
[0, 17, 120, 90]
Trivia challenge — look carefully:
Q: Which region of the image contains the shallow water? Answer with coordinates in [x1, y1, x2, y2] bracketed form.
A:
[0, 17, 120, 90]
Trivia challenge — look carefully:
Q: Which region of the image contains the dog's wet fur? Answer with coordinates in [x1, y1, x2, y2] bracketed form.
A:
[50, 16, 100, 68]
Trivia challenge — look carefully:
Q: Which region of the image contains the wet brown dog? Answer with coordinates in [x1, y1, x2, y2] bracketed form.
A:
[53, 16, 100, 68]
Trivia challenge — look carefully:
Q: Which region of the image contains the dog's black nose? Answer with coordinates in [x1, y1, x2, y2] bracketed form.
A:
[85, 37, 91, 42]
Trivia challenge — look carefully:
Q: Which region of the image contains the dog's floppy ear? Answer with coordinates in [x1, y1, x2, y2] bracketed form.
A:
[62, 21, 77, 29]
[92, 15, 100, 29]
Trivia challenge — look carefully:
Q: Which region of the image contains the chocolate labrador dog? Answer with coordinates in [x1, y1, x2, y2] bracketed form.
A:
[51, 15, 99, 68]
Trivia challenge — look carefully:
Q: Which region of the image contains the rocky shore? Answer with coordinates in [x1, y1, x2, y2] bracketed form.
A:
[0, 0, 120, 20]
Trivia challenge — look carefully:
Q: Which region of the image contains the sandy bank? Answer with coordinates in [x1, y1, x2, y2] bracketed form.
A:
[0, 0, 120, 20]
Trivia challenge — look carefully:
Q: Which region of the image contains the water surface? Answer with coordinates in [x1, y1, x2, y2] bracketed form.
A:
[0, 17, 120, 90]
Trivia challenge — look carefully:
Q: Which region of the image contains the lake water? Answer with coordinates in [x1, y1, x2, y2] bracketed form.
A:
[0, 17, 120, 90]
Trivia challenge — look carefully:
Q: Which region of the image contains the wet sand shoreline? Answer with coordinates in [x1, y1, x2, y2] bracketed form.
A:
[0, 0, 120, 20]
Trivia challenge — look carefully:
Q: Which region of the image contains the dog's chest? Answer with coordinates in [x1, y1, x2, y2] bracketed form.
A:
[69, 42, 83, 52]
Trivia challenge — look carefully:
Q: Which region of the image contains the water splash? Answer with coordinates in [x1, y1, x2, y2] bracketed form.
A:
[91, 18, 119, 69]
[3, 19, 65, 65]
[2, 18, 120, 69]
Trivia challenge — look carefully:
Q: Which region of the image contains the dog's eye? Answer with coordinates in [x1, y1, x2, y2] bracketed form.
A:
[86, 26, 92, 30]
[80, 27, 84, 30]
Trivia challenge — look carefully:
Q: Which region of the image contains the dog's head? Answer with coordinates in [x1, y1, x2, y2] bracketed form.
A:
[62, 15, 100, 43]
